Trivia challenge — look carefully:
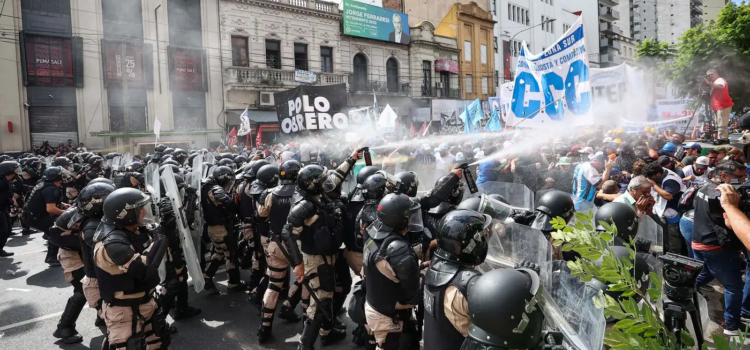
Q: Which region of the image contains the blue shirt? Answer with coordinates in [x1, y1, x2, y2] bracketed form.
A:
[572, 162, 601, 202]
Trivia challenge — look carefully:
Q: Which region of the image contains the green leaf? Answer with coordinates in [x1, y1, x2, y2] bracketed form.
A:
[561, 244, 574, 252]
[592, 293, 605, 309]
[598, 220, 614, 233]
[579, 274, 593, 282]
[649, 272, 661, 289]
[599, 231, 614, 242]
[643, 328, 659, 338]
[582, 251, 603, 261]
[550, 216, 567, 230]
[608, 283, 629, 292]
[647, 288, 661, 301]
[552, 239, 564, 247]
[620, 256, 633, 269]
[625, 324, 650, 335]
[712, 334, 731, 350]
[574, 212, 590, 222]
[574, 220, 585, 230]
[550, 230, 565, 241]
[605, 329, 630, 346]
[680, 331, 695, 348]
[614, 319, 637, 329]
[604, 308, 629, 320]
[622, 290, 635, 297]
[646, 338, 662, 350]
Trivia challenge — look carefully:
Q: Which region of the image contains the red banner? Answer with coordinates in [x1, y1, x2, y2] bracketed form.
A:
[256, 124, 263, 147]
[434, 59, 459, 74]
[24, 35, 74, 87]
[503, 40, 511, 80]
[170, 47, 204, 91]
[227, 127, 238, 147]
[103, 41, 144, 87]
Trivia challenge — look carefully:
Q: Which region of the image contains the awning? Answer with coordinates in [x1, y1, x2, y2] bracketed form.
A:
[225, 109, 279, 125]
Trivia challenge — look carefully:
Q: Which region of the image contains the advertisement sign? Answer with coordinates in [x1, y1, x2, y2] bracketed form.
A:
[589, 63, 648, 125]
[435, 59, 458, 74]
[294, 69, 317, 84]
[274, 84, 349, 135]
[507, 16, 593, 128]
[503, 40, 511, 80]
[103, 41, 144, 87]
[24, 35, 75, 87]
[343, 0, 410, 45]
[623, 99, 697, 129]
[169, 47, 205, 91]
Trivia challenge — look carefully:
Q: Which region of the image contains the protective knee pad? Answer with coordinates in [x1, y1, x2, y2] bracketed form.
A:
[203, 259, 221, 277]
[382, 332, 402, 350]
[314, 298, 334, 324]
[71, 268, 86, 294]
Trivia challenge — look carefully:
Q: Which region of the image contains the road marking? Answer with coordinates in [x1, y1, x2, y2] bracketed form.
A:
[5, 288, 30, 292]
[0, 312, 62, 332]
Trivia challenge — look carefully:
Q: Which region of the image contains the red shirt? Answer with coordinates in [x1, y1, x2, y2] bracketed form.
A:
[710, 77, 734, 111]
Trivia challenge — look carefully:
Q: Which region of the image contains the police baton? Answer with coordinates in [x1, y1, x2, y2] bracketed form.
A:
[270, 234, 334, 322]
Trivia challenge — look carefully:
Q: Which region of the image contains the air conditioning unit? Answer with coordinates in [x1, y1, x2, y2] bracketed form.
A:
[260, 92, 275, 106]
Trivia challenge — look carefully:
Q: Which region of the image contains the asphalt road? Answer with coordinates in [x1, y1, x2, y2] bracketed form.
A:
[0, 227, 363, 350]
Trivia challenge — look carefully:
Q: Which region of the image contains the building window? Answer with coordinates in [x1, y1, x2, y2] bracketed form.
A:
[481, 77, 489, 94]
[353, 53, 367, 91]
[294, 43, 308, 70]
[465, 74, 473, 93]
[386, 58, 399, 93]
[265, 40, 281, 69]
[464, 41, 472, 61]
[508, 4, 511, 20]
[494, 37, 498, 53]
[481, 44, 487, 64]
[563, 23, 571, 32]
[422, 60, 432, 92]
[231, 36, 248, 67]
[320, 46, 333, 73]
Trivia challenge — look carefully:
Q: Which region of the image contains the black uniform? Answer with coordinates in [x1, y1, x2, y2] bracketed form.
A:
[424, 260, 481, 350]
[0, 175, 12, 253]
[25, 180, 64, 263]
[201, 177, 242, 290]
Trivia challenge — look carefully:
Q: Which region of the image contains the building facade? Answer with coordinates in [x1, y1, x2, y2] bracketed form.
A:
[0, 0, 225, 154]
[382, 0, 491, 27]
[656, 0, 703, 45]
[701, 0, 728, 25]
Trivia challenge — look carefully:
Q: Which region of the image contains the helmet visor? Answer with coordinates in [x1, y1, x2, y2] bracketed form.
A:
[350, 187, 365, 202]
[478, 194, 513, 221]
[126, 193, 156, 226]
[407, 201, 423, 232]
[376, 170, 402, 194]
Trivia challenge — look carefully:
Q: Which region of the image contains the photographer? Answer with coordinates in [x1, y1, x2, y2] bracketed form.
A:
[691, 160, 747, 335]
[704, 69, 734, 145]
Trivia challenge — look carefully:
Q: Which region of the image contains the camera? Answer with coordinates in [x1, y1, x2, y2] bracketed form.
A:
[660, 253, 704, 302]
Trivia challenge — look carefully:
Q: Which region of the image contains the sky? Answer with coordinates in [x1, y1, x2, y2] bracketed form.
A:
[732, 0, 744, 4]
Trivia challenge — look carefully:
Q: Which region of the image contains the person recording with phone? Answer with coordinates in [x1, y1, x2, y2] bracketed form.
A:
[704, 69, 734, 145]
[691, 160, 747, 335]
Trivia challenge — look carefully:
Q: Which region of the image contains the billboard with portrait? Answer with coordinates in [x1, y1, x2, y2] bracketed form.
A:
[343, 0, 410, 45]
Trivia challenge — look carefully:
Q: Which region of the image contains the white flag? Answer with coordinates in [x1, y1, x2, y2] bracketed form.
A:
[237, 108, 252, 136]
[154, 118, 162, 139]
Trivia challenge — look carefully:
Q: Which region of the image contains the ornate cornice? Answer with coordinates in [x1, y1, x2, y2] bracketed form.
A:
[228, 0, 342, 21]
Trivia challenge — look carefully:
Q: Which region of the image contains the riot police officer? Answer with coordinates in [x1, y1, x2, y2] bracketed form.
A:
[460, 268, 545, 350]
[0, 161, 21, 257]
[528, 190, 575, 232]
[282, 164, 348, 349]
[422, 171, 464, 240]
[344, 165, 378, 274]
[424, 209, 491, 350]
[394, 171, 419, 197]
[594, 202, 639, 244]
[242, 160, 272, 303]
[25, 166, 69, 266]
[93, 188, 170, 349]
[363, 193, 423, 350]
[113, 171, 146, 190]
[353, 172, 389, 271]
[77, 182, 115, 329]
[201, 166, 243, 293]
[18, 158, 42, 235]
[254, 160, 303, 343]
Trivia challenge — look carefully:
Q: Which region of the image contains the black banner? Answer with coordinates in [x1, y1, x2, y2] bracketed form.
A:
[274, 84, 349, 134]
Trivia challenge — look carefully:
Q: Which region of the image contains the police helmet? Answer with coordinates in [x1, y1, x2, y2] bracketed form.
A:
[88, 156, 104, 168]
[394, 171, 419, 197]
[297, 164, 328, 195]
[362, 173, 388, 201]
[105, 153, 121, 160]
[0, 161, 20, 177]
[212, 166, 235, 186]
[163, 147, 175, 155]
[161, 158, 179, 167]
[89, 177, 114, 186]
[356, 166, 380, 185]
[78, 183, 116, 217]
[279, 160, 302, 181]
[433, 174, 464, 206]
[435, 209, 492, 265]
[595, 202, 639, 242]
[102, 188, 153, 226]
[218, 158, 236, 170]
[172, 148, 188, 163]
[256, 164, 280, 187]
[43, 166, 64, 182]
[154, 144, 167, 153]
[53, 157, 72, 168]
[244, 160, 270, 180]
[456, 197, 481, 211]
[535, 190, 575, 220]
[376, 193, 421, 232]
[125, 162, 145, 173]
[234, 155, 248, 166]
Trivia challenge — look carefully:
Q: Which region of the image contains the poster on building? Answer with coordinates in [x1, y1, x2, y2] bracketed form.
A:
[274, 84, 349, 135]
[103, 41, 144, 87]
[169, 47, 205, 91]
[431, 99, 491, 133]
[24, 35, 75, 87]
[503, 40, 511, 80]
[589, 63, 648, 125]
[343, 0, 410, 45]
[507, 16, 593, 128]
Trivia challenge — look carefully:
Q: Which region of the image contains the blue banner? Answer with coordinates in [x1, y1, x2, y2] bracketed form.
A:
[343, 0, 411, 45]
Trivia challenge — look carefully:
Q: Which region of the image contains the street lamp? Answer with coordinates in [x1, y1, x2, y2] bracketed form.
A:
[508, 18, 556, 80]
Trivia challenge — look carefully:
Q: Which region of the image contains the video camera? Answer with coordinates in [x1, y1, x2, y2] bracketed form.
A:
[708, 179, 750, 216]
[660, 253, 704, 302]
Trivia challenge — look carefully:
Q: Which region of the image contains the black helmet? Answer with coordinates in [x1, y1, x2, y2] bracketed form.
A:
[154, 144, 167, 153]
[595, 202, 638, 242]
[456, 197, 481, 211]
[158, 164, 181, 176]
[161, 158, 179, 167]
[435, 209, 492, 265]
[394, 171, 419, 197]
[163, 147, 175, 155]
[535, 190, 574, 219]
[172, 148, 188, 163]
[256, 164, 280, 187]
[362, 173, 388, 201]
[102, 188, 153, 226]
[279, 160, 302, 181]
[115, 173, 146, 190]
[89, 178, 114, 185]
[105, 153, 121, 160]
[43, 166, 64, 182]
[88, 156, 104, 168]
[212, 166, 235, 186]
[0, 155, 13, 162]
[219, 152, 234, 160]
[126, 162, 145, 173]
[433, 174, 464, 206]
[376, 193, 421, 232]
[466, 268, 545, 349]
[590, 246, 650, 303]
[218, 158, 236, 170]
[0, 161, 20, 177]
[160, 174, 186, 196]
[80, 152, 93, 163]
[356, 166, 380, 185]
[234, 155, 248, 166]
[297, 164, 328, 195]
[72, 164, 82, 173]
[245, 160, 270, 180]
[53, 157, 72, 168]
[66, 152, 78, 162]
[187, 153, 199, 166]
[78, 183, 116, 217]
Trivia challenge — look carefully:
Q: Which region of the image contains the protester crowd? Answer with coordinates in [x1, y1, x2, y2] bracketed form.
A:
[4, 120, 750, 350]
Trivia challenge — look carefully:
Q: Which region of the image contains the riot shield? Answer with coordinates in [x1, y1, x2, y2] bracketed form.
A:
[204, 152, 215, 166]
[539, 260, 606, 350]
[635, 214, 664, 281]
[110, 156, 122, 180]
[161, 166, 205, 293]
[479, 221, 552, 271]
[477, 194, 514, 221]
[145, 163, 158, 189]
[151, 164, 161, 201]
[189, 154, 204, 259]
[570, 195, 597, 226]
[476, 181, 535, 211]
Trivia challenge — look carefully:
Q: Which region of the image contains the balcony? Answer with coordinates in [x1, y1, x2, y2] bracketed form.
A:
[349, 75, 411, 96]
[224, 67, 348, 88]
[599, 7, 619, 21]
[599, 0, 619, 7]
[691, 0, 703, 5]
[262, 0, 340, 14]
[691, 4, 703, 15]
[600, 22, 621, 35]
[420, 83, 461, 99]
[600, 38, 621, 51]
[600, 53, 621, 66]
[691, 15, 702, 27]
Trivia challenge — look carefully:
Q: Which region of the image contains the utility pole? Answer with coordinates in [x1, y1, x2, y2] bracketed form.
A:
[121, 42, 130, 154]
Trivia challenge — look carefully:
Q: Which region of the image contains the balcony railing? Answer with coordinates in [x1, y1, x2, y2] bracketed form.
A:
[600, 38, 621, 51]
[599, 0, 619, 7]
[261, 0, 339, 14]
[420, 84, 461, 99]
[224, 67, 348, 87]
[349, 75, 411, 95]
[691, 15, 702, 27]
[599, 7, 619, 21]
[691, 4, 703, 15]
[600, 53, 621, 65]
[600, 22, 621, 35]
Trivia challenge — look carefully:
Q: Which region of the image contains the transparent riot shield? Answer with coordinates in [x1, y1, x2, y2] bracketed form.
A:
[539, 260, 606, 350]
[479, 221, 552, 271]
[110, 156, 122, 180]
[145, 163, 158, 189]
[151, 164, 161, 201]
[413, 169, 448, 196]
[634, 214, 664, 282]
[569, 194, 598, 226]
[189, 154, 204, 260]
[476, 181, 535, 211]
[161, 166, 205, 293]
[204, 152, 215, 166]
[477, 194, 514, 221]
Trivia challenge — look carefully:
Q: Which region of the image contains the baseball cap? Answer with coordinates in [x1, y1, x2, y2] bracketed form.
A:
[695, 156, 709, 169]
[557, 157, 572, 166]
[662, 143, 678, 152]
[579, 146, 594, 154]
[591, 153, 607, 163]
[658, 155, 672, 167]
[455, 152, 465, 162]
[421, 143, 431, 150]
[684, 142, 702, 151]
[438, 143, 449, 151]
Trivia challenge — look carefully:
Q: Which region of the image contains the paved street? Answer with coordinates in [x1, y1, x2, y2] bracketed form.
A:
[0, 227, 362, 350]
